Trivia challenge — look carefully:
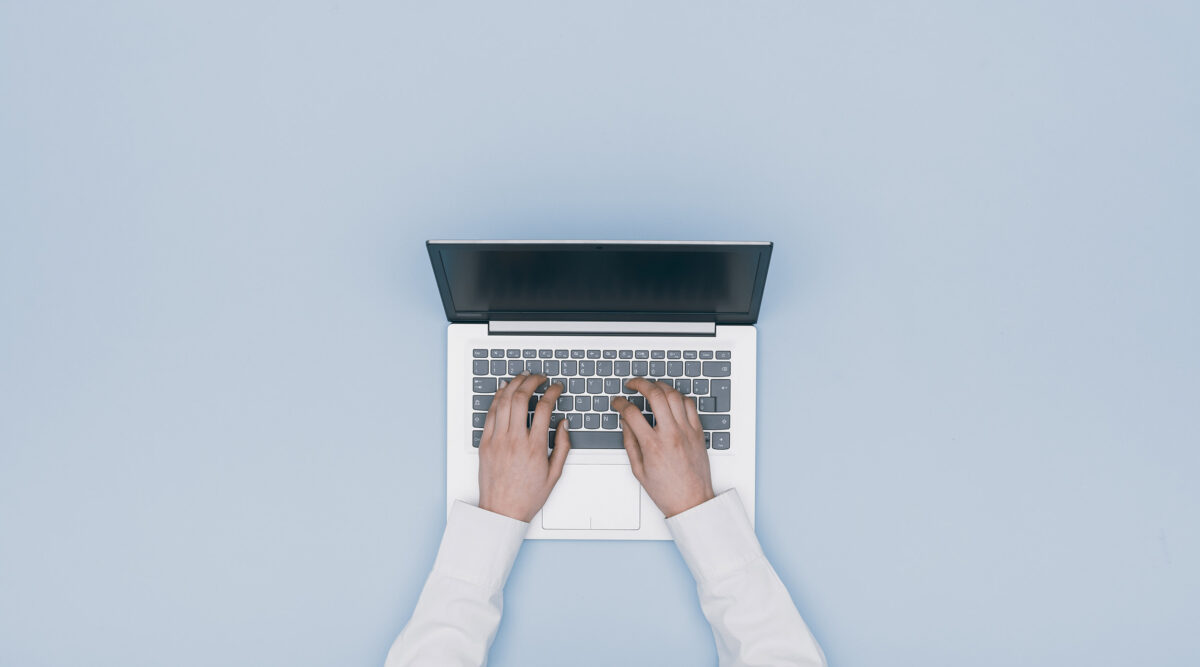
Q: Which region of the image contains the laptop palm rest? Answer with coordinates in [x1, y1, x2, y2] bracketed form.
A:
[541, 464, 641, 530]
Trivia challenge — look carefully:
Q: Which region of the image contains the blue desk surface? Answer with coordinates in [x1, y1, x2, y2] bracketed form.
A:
[2, 2, 1197, 665]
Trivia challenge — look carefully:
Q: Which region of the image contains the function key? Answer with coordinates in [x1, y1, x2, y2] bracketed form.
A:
[618, 350, 633, 359]
[473, 348, 488, 358]
[651, 350, 666, 359]
[539, 349, 553, 359]
[716, 350, 732, 359]
[554, 349, 569, 359]
[571, 349, 586, 359]
[587, 349, 601, 359]
[683, 350, 698, 359]
[491, 348, 505, 358]
[507, 349, 520, 358]
[699, 350, 714, 359]
[523, 349, 537, 358]
[602, 349, 617, 359]
[635, 350, 650, 359]
[667, 350, 681, 359]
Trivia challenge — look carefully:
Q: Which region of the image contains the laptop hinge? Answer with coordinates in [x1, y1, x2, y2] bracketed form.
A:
[487, 321, 717, 336]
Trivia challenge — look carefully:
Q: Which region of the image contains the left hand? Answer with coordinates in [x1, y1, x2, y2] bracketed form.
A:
[477, 372, 572, 522]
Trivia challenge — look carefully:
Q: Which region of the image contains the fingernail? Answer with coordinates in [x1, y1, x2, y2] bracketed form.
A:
[499, 379, 508, 388]
[521, 370, 530, 376]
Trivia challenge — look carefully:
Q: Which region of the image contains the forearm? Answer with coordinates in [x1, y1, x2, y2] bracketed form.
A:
[385, 502, 528, 667]
[668, 490, 826, 667]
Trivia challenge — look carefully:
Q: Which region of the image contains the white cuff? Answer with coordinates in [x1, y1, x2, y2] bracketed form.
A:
[431, 501, 529, 590]
[665, 489, 764, 583]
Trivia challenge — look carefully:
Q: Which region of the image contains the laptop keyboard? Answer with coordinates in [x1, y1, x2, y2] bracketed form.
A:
[470, 347, 733, 451]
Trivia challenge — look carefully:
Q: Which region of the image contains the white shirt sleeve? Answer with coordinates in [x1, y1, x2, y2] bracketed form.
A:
[384, 501, 528, 667]
[666, 489, 828, 667]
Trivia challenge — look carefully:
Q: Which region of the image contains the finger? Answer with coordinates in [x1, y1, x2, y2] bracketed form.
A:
[628, 378, 674, 430]
[530, 382, 564, 435]
[611, 396, 655, 444]
[621, 425, 646, 482]
[507, 372, 545, 432]
[487, 377, 512, 437]
[683, 394, 703, 432]
[661, 384, 689, 427]
[548, 421, 571, 485]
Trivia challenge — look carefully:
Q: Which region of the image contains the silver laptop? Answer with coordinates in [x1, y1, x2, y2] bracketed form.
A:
[429, 240, 771, 540]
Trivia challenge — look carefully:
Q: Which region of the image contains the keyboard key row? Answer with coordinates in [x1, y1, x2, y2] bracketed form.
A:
[470, 425, 731, 450]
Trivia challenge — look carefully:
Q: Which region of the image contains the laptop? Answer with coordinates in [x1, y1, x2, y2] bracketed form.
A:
[428, 240, 771, 540]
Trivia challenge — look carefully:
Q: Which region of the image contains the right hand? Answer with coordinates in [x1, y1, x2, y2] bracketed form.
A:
[611, 377, 715, 517]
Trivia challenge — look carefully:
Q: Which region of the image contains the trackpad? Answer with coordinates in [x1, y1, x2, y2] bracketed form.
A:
[541, 464, 641, 530]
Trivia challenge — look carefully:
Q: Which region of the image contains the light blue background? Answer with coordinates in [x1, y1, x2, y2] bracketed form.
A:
[2, 2, 1197, 665]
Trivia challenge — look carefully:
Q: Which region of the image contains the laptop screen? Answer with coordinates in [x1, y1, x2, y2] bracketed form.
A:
[426, 241, 772, 323]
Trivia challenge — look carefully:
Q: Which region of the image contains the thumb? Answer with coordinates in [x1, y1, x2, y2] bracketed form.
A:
[548, 420, 571, 483]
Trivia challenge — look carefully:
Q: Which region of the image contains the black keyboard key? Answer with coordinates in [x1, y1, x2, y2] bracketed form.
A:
[562, 360, 578, 376]
[651, 350, 665, 359]
[701, 361, 731, 377]
[586, 349, 601, 359]
[526, 359, 542, 374]
[557, 396, 572, 411]
[604, 378, 621, 394]
[472, 412, 487, 428]
[716, 350, 732, 359]
[619, 350, 633, 359]
[535, 379, 550, 393]
[473, 378, 497, 393]
[699, 414, 730, 430]
[667, 361, 683, 377]
[473, 360, 489, 375]
[632, 360, 648, 376]
[683, 350, 698, 359]
[560, 430, 623, 448]
[685, 361, 701, 377]
[711, 379, 731, 412]
[568, 413, 582, 429]
[580, 360, 595, 375]
[602, 413, 618, 429]
[597, 360, 613, 376]
[698, 397, 717, 412]
[585, 413, 600, 429]
[473, 348, 488, 358]
[700, 350, 714, 359]
[555, 349, 569, 359]
[490, 360, 506, 375]
[472, 430, 483, 448]
[528, 395, 540, 411]
[544, 360, 560, 375]
[507, 349, 520, 358]
[712, 432, 730, 450]
[523, 349, 536, 358]
[667, 350, 681, 359]
[539, 349, 552, 358]
[693, 379, 709, 395]
[650, 361, 666, 377]
[587, 378, 603, 394]
[643, 412, 656, 427]
[594, 396, 609, 411]
[571, 349, 585, 359]
[472, 395, 493, 411]
[635, 350, 650, 359]
[575, 396, 591, 411]
[704, 432, 711, 449]
[508, 360, 524, 375]
[569, 378, 585, 393]
[491, 348, 505, 358]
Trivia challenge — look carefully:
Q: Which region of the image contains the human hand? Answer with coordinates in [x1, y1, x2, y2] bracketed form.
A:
[477, 372, 572, 522]
[611, 378, 715, 517]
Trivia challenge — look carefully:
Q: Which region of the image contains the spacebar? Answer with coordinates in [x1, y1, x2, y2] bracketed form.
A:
[549, 430, 625, 449]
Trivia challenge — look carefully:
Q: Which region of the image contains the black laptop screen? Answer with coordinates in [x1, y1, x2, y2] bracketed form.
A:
[427, 242, 772, 323]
